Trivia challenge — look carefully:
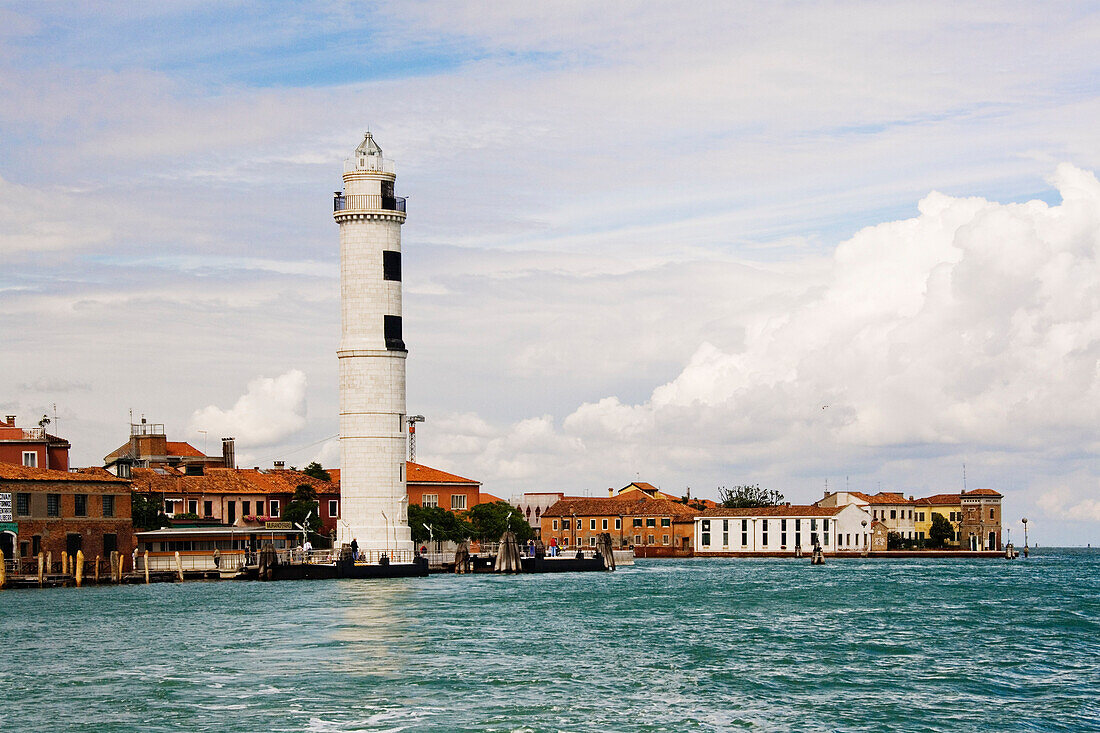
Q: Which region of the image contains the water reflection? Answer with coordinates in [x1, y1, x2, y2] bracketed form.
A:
[328, 579, 422, 677]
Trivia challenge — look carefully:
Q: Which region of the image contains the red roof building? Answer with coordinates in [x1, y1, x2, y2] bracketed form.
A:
[0, 414, 70, 472]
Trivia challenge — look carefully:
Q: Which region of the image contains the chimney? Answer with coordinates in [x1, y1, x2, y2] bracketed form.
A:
[608, 487, 614, 497]
[274, 460, 285, 470]
[221, 437, 236, 469]
[4, 415, 15, 426]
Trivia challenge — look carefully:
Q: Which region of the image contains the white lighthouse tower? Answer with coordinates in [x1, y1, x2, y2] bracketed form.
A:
[334, 132, 413, 557]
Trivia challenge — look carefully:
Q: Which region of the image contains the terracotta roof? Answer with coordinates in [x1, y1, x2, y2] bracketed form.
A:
[131, 467, 338, 496]
[0, 464, 127, 483]
[963, 488, 1002, 497]
[543, 496, 697, 519]
[849, 491, 913, 505]
[166, 441, 205, 457]
[479, 492, 507, 504]
[917, 493, 961, 505]
[698, 505, 843, 518]
[406, 462, 479, 485]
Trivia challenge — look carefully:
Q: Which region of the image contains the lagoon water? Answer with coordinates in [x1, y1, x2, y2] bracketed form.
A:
[2, 549, 1098, 732]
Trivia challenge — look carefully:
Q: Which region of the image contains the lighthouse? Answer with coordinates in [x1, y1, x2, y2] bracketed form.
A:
[334, 132, 413, 557]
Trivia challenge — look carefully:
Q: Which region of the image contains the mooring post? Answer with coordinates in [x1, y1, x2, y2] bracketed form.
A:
[174, 551, 184, 582]
[144, 550, 150, 584]
[46, 551, 53, 576]
[0, 548, 6, 589]
[75, 550, 84, 587]
[118, 552, 125, 583]
[38, 552, 45, 587]
[109, 551, 118, 583]
[61, 551, 67, 576]
[94, 555, 101, 584]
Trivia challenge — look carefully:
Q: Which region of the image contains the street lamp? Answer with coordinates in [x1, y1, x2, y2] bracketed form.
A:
[861, 519, 868, 555]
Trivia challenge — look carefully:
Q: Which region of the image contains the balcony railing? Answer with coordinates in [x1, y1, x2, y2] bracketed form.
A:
[334, 194, 407, 213]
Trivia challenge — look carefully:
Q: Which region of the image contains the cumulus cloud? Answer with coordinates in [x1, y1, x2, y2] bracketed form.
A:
[189, 370, 308, 447]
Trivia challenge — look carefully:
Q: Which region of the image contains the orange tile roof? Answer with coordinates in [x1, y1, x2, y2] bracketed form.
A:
[406, 462, 479, 485]
[165, 441, 205, 457]
[849, 491, 913, 505]
[0, 464, 126, 483]
[131, 467, 338, 496]
[479, 492, 507, 504]
[698, 505, 843, 518]
[918, 493, 962, 505]
[543, 496, 697, 520]
[963, 488, 1002, 497]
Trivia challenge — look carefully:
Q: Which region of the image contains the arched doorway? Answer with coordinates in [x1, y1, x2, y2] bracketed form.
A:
[0, 530, 15, 561]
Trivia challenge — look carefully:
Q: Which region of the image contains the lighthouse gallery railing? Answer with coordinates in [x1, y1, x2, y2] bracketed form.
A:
[333, 194, 407, 213]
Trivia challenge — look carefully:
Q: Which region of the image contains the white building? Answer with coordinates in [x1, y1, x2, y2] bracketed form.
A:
[334, 133, 413, 555]
[694, 504, 873, 555]
[816, 490, 917, 540]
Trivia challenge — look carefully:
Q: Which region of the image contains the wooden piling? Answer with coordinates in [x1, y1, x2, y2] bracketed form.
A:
[144, 551, 150, 584]
[0, 549, 6, 589]
[46, 551, 52, 575]
[110, 551, 118, 583]
[94, 555, 101, 584]
[61, 551, 67, 576]
[174, 551, 184, 582]
[117, 552, 124, 583]
[38, 552, 45, 587]
[75, 550, 84, 587]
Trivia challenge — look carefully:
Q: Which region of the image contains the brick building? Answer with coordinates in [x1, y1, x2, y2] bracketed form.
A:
[0, 414, 71, 471]
[0, 463, 132, 563]
[130, 467, 341, 536]
[960, 488, 1003, 550]
[540, 496, 697, 554]
[404, 462, 485, 512]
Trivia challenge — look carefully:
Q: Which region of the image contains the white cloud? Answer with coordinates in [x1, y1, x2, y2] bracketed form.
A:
[189, 370, 308, 447]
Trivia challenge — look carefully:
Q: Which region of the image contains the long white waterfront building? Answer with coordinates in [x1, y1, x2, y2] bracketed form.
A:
[694, 504, 873, 555]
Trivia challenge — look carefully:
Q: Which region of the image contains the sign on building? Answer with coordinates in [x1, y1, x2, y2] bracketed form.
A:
[0, 493, 12, 522]
[265, 521, 293, 530]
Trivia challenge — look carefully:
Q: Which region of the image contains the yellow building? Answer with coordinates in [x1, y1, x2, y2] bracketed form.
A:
[915, 493, 963, 546]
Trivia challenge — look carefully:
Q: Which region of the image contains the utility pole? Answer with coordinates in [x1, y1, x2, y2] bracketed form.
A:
[407, 415, 425, 463]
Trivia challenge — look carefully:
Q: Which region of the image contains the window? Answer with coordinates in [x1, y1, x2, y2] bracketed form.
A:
[103, 533, 117, 556]
[633, 518, 643, 527]
[102, 495, 115, 518]
[918, 512, 925, 522]
[270, 499, 280, 517]
[990, 508, 995, 519]
[602, 519, 608, 530]
[634, 534, 641, 544]
[422, 494, 438, 508]
[646, 518, 656, 527]
[761, 519, 769, 547]
[722, 519, 729, 547]
[890, 510, 896, 519]
[187, 499, 198, 515]
[562, 537, 569, 547]
[661, 517, 671, 527]
[589, 536, 597, 546]
[451, 494, 467, 511]
[590, 519, 597, 530]
[329, 500, 339, 517]
[383, 250, 402, 281]
[22, 451, 37, 468]
[256, 500, 265, 516]
[662, 535, 670, 545]
[795, 532, 801, 547]
[203, 500, 213, 517]
[74, 494, 88, 517]
[908, 510, 913, 519]
[47, 493, 60, 517]
[615, 518, 621, 530]
[576, 518, 582, 530]
[384, 315, 405, 350]
[647, 534, 655, 544]
[16, 493, 30, 516]
[552, 519, 558, 531]
[701, 519, 711, 547]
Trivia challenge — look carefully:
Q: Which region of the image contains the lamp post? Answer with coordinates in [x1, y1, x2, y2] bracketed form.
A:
[572, 512, 577, 551]
[861, 519, 868, 556]
[1021, 517, 1029, 558]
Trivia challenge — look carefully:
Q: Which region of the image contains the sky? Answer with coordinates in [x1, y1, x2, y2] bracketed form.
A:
[2, 2, 1099, 544]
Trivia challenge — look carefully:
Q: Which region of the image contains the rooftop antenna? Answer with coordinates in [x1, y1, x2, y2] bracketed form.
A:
[963, 463, 967, 491]
[407, 415, 425, 462]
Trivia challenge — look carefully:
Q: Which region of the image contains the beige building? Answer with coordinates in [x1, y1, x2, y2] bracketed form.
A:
[817, 491, 918, 540]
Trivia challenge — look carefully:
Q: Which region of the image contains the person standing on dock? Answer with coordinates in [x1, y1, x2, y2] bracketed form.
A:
[350, 538, 359, 561]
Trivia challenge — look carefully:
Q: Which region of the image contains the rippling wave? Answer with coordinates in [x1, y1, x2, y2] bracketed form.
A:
[1, 548, 1097, 731]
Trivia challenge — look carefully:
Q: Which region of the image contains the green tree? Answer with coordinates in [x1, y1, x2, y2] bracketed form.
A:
[719, 484, 785, 508]
[466, 501, 534, 543]
[409, 504, 474, 545]
[928, 512, 954, 548]
[302, 461, 331, 482]
[131, 492, 170, 530]
[281, 484, 322, 533]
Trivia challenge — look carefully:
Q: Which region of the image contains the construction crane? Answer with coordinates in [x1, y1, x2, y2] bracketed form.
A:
[406, 415, 425, 463]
